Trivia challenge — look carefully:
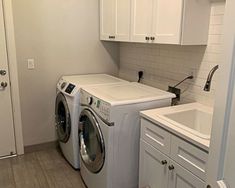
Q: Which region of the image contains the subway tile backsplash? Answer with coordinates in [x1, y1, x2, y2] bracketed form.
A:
[119, 2, 225, 107]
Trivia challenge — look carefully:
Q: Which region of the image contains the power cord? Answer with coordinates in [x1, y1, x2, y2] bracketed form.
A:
[172, 75, 194, 88]
[138, 71, 144, 83]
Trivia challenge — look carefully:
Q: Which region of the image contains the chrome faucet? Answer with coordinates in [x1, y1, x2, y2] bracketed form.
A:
[204, 65, 219, 92]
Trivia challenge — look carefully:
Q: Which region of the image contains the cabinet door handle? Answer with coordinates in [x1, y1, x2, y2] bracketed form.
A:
[0, 70, 6, 76]
[168, 165, 175, 171]
[145, 36, 150, 41]
[161, 160, 167, 165]
[0, 82, 7, 89]
[109, 36, 115, 39]
[150, 37, 155, 41]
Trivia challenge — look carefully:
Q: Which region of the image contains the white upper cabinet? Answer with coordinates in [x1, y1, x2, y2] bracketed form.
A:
[100, 0, 131, 41]
[100, 0, 211, 45]
[151, 0, 183, 44]
[115, 0, 131, 41]
[100, 0, 115, 40]
[131, 0, 211, 45]
[130, 0, 154, 42]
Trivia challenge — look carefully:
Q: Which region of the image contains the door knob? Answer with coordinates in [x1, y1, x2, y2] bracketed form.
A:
[161, 160, 167, 165]
[0, 82, 7, 88]
[150, 37, 155, 40]
[0, 70, 6, 76]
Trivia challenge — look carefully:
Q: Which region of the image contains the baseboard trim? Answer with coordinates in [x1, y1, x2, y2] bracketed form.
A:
[24, 141, 58, 153]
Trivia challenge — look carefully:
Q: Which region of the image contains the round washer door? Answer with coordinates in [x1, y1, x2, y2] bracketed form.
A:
[79, 109, 105, 173]
[55, 92, 71, 143]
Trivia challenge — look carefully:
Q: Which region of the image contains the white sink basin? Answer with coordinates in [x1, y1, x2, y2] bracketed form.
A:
[163, 109, 212, 139]
[144, 103, 213, 140]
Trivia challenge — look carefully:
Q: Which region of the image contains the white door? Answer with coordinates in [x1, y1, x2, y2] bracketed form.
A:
[139, 140, 168, 188]
[152, 0, 183, 44]
[168, 160, 205, 188]
[0, 0, 16, 157]
[114, 0, 131, 41]
[100, 0, 115, 40]
[131, 0, 153, 43]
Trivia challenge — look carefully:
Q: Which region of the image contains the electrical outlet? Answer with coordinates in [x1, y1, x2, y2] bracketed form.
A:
[27, 59, 35, 70]
[168, 86, 181, 105]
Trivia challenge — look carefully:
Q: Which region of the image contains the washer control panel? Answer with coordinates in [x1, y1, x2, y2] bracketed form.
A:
[81, 90, 111, 122]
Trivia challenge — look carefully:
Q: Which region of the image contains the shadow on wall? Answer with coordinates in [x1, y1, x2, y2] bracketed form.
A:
[101, 41, 120, 68]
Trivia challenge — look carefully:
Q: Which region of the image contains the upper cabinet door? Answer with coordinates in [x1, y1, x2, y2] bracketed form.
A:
[100, 0, 115, 40]
[152, 0, 183, 44]
[131, 0, 154, 43]
[114, 0, 131, 41]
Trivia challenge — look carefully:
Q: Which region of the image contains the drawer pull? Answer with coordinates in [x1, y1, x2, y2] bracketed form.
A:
[161, 160, 167, 165]
[145, 36, 150, 41]
[168, 165, 175, 171]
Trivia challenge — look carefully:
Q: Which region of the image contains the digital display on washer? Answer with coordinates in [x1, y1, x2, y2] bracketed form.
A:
[65, 84, 75, 94]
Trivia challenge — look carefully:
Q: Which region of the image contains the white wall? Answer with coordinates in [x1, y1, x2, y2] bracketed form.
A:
[119, 2, 225, 106]
[12, 0, 119, 146]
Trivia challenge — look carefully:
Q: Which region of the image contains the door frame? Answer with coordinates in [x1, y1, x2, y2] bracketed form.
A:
[2, 0, 24, 155]
[206, 0, 235, 187]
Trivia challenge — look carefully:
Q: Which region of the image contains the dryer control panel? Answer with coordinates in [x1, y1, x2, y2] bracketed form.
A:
[65, 84, 76, 94]
[57, 77, 79, 97]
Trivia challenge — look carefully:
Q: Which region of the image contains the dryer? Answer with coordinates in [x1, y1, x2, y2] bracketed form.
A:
[79, 82, 175, 188]
[55, 74, 127, 169]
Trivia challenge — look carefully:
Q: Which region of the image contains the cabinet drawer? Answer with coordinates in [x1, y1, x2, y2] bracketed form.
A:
[170, 135, 208, 181]
[141, 118, 171, 155]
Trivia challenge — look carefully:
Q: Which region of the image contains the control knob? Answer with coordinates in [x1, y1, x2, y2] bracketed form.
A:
[87, 97, 93, 105]
[61, 82, 67, 90]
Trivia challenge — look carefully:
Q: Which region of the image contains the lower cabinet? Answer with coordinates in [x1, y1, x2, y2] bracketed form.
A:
[168, 160, 205, 188]
[139, 140, 205, 188]
[139, 139, 168, 188]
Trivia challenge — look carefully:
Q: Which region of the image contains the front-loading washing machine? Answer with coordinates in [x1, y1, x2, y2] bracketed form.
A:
[55, 74, 127, 169]
[79, 82, 175, 188]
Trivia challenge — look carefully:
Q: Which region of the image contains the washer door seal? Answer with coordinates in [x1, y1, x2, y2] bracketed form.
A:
[55, 92, 71, 143]
[79, 109, 105, 173]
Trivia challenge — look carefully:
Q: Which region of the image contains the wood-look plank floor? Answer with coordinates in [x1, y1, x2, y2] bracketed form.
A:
[0, 148, 86, 188]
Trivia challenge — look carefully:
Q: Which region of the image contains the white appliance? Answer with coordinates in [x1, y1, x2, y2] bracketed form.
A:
[55, 74, 127, 169]
[78, 82, 175, 188]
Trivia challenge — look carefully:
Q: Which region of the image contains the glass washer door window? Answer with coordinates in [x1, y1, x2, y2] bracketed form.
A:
[55, 93, 71, 143]
[79, 109, 105, 173]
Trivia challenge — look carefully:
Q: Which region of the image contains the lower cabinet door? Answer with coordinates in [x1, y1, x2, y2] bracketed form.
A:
[168, 160, 205, 188]
[139, 139, 169, 188]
